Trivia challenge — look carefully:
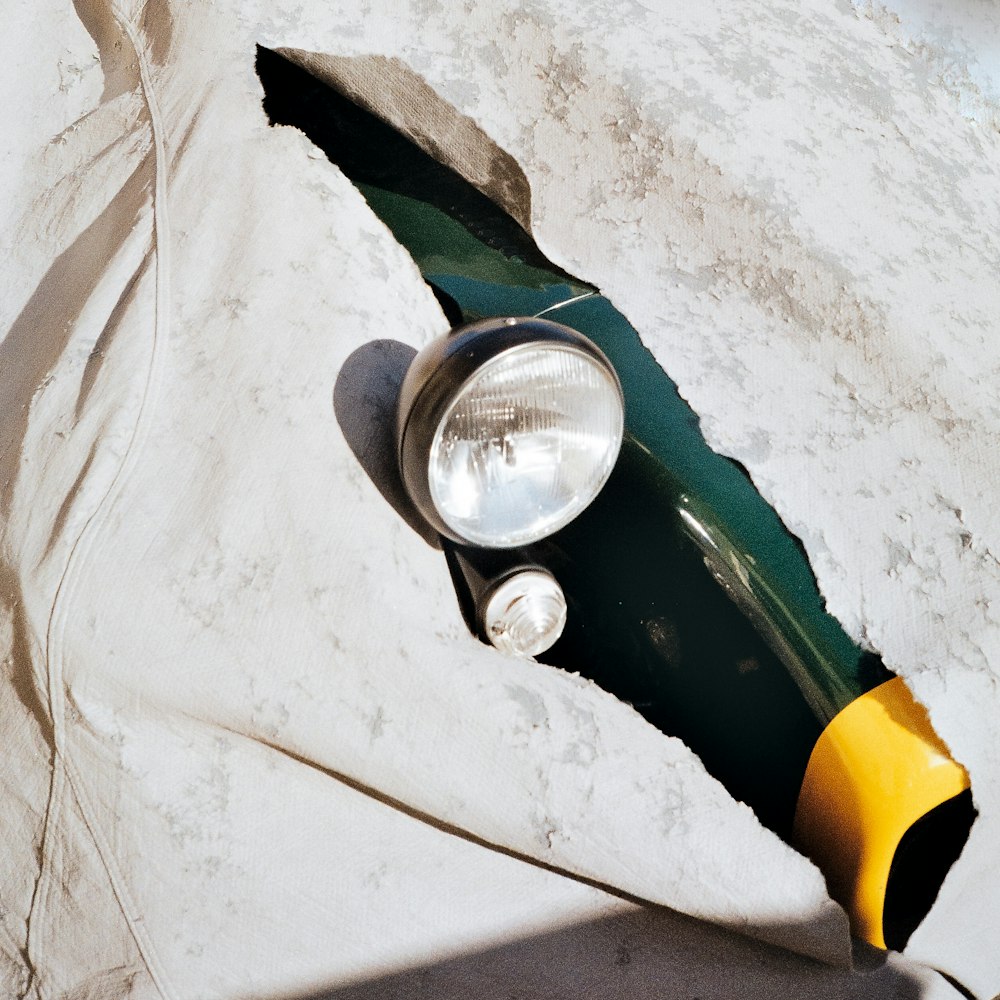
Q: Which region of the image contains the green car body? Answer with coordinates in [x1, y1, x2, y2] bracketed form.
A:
[259, 47, 974, 952]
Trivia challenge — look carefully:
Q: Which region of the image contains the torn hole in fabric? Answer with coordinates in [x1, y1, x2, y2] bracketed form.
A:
[254, 44, 975, 956]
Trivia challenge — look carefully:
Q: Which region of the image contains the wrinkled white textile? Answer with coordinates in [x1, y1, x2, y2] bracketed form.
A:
[3, 0, 1000, 997]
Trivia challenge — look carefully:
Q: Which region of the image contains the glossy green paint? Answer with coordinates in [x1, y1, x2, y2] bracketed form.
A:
[366, 182, 879, 716]
[369, 188, 892, 833]
[258, 46, 891, 838]
[361, 184, 891, 837]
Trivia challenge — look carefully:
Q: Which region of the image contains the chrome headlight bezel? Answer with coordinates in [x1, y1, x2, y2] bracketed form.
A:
[396, 316, 624, 548]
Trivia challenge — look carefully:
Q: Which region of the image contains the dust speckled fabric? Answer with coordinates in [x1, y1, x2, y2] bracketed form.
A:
[2, 0, 998, 996]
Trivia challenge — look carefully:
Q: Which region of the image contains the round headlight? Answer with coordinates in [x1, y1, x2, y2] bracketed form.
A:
[397, 317, 624, 548]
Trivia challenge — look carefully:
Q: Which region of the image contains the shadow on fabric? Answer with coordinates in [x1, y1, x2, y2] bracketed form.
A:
[254, 906, 938, 1000]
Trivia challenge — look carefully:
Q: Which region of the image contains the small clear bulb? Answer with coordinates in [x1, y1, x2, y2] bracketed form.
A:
[482, 570, 567, 659]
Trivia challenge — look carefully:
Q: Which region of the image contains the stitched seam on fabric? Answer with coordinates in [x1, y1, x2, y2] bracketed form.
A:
[20, 758, 65, 1000]
[37, 7, 176, 998]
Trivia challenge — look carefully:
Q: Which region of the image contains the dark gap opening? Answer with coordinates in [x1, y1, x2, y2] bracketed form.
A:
[883, 788, 977, 951]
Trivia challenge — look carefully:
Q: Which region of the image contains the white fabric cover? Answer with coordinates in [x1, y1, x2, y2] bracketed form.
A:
[3, 0, 999, 997]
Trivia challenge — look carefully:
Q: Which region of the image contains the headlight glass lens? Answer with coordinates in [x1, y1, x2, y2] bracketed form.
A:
[428, 343, 623, 547]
